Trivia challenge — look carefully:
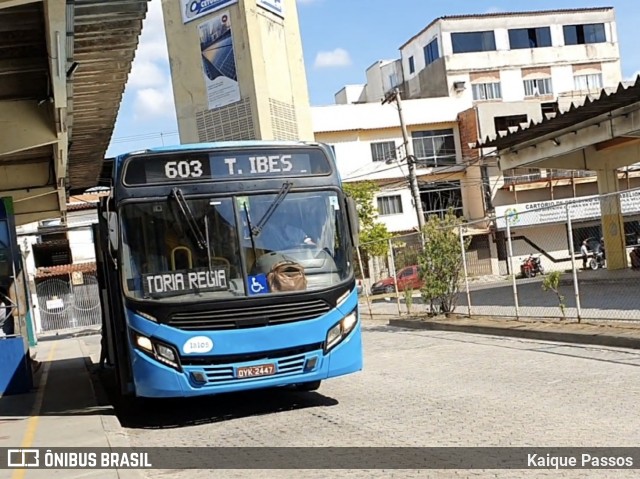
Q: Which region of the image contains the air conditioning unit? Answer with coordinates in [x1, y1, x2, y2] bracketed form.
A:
[453, 81, 466, 92]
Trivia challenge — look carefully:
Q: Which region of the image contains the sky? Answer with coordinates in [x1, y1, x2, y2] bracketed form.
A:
[105, 0, 640, 158]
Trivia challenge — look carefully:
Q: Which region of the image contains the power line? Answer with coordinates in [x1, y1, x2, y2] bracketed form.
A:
[110, 131, 179, 144]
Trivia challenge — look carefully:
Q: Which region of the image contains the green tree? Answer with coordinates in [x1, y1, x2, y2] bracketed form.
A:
[418, 210, 469, 315]
[343, 181, 391, 259]
[541, 271, 567, 320]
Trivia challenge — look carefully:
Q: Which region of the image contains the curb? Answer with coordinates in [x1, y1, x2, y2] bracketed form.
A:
[77, 336, 143, 479]
[559, 278, 631, 286]
[389, 319, 640, 350]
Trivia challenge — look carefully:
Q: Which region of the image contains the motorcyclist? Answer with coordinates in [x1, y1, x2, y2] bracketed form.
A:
[580, 240, 589, 269]
[596, 237, 605, 264]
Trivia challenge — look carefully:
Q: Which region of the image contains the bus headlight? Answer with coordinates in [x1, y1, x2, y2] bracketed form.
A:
[155, 344, 177, 363]
[136, 311, 157, 322]
[132, 332, 181, 370]
[325, 309, 358, 353]
[135, 335, 153, 352]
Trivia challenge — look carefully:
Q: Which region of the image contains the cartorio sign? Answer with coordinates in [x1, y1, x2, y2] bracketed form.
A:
[142, 268, 228, 298]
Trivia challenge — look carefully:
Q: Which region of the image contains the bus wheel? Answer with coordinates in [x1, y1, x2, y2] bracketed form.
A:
[294, 380, 321, 392]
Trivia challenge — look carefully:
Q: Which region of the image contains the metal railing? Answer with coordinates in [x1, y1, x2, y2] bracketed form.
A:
[503, 169, 596, 186]
[35, 271, 101, 334]
[357, 188, 640, 322]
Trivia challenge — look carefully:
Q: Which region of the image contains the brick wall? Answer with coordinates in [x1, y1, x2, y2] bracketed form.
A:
[457, 107, 480, 164]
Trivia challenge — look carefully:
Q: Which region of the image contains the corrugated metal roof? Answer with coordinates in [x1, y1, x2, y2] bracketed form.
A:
[67, 0, 149, 192]
[477, 77, 640, 151]
[399, 7, 614, 50]
[312, 97, 466, 134]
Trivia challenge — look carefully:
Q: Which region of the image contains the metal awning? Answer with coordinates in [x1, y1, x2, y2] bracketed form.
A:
[477, 78, 640, 151]
[68, 0, 148, 193]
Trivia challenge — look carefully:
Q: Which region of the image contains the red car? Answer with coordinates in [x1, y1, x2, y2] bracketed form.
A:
[370, 265, 423, 295]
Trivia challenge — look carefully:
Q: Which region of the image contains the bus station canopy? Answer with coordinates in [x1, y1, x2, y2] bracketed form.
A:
[0, 0, 148, 225]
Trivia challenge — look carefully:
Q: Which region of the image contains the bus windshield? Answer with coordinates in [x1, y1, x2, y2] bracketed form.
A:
[120, 191, 352, 301]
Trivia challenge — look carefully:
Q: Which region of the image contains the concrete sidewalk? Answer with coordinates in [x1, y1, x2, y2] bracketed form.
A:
[0, 334, 138, 479]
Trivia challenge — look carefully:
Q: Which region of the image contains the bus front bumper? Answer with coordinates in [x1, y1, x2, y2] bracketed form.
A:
[130, 322, 362, 398]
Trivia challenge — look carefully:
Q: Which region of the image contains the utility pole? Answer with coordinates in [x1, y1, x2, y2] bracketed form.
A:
[382, 88, 425, 231]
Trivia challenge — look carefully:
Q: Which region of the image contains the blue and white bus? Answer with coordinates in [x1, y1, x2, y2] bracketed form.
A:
[94, 141, 363, 398]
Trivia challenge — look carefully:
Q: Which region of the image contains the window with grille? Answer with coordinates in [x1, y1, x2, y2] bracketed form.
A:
[408, 56, 415, 74]
[377, 195, 403, 216]
[574, 73, 603, 91]
[421, 181, 463, 219]
[411, 129, 457, 168]
[370, 141, 397, 162]
[472, 82, 502, 101]
[523, 78, 553, 97]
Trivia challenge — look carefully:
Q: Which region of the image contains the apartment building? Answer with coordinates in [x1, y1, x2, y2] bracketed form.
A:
[399, 7, 620, 103]
[326, 7, 629, 275]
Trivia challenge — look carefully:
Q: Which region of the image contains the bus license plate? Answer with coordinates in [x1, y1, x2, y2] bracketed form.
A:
[236, 363, 276, 378]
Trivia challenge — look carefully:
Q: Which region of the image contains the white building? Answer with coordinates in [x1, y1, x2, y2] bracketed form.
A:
[399, 7, 620, 104]
[312, 96, 497, 277]
[323, 7, 629, 276]
[312, 96, 482, 232]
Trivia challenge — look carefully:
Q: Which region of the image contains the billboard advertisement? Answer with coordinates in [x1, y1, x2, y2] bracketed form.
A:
[182, 0, 238, 24]
[198, 11, 241, 110]
[257, 0, 284, 17]
[495, 190, 640, 230]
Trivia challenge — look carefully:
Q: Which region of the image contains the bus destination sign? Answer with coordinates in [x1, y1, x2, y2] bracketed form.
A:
[142, 267, 228, 298]
[123, 149, 332, 185]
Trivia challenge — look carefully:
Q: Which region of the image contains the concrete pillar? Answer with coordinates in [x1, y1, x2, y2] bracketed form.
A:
[597, 168, 627, 270]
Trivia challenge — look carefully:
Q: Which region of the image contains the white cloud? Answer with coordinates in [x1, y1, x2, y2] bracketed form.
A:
[134, 85, 176, 120]
[135, 0, 169, 63]
[314, 48, 352, 68]
[128, 61, 168, 89]
[484, 7, 502, 14]
[126, 0, 176, 119]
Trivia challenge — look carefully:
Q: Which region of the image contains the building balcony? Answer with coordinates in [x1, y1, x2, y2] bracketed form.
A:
[503, 169, 597, 187]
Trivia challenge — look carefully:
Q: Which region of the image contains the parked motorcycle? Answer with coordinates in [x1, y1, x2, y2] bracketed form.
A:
[520, 254, 545, 278]
[589, 251, 606, 270]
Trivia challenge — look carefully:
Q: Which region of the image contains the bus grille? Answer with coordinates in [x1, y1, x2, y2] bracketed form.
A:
[166, 299, 331, 331]
[181, 343, 323, 386]
[199, 353, 308, 384]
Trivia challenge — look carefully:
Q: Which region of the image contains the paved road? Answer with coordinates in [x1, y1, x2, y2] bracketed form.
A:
[92, 324, 640, 478]
[364, 278, 640, 320]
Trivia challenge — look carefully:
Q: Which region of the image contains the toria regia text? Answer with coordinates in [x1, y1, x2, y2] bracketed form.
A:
[144, 269, 227, 295]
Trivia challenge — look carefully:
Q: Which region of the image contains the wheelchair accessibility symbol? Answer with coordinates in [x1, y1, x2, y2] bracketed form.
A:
[248, 274, 269, 295]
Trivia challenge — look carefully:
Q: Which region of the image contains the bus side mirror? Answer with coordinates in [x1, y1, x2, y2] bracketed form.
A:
[346, 197, 360, 248]
[108, 212, 119, 252]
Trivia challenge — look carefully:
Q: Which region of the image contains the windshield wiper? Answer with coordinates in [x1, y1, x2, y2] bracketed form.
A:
[170, 187, 207, 250]
[251, 181, 292, 237]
